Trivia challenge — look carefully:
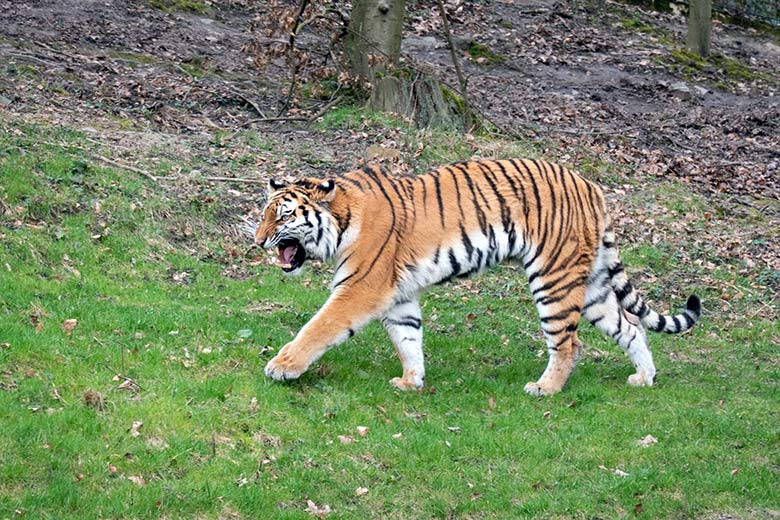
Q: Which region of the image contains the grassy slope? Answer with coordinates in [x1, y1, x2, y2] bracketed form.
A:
[1, 122, 778, 519]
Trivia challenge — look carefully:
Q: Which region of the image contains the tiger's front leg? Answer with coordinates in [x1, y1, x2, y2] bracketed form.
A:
[264, 288, 392, 381]
[382, 299, 425, 390]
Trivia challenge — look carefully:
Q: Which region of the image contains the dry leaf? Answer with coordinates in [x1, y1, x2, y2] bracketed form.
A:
[62, 319, 78, 333]
[356, 426, 369, 436]
[338, 435, 355, 444]
[599, 465, 629, 477]
[392, 432, 403, 439]
[108, 463, 118, 475]
[488, 397, 496, 409]
[304, 500, 331, 518]
[117, 379, 140, 394]
[128, 475, 146, 487]
[637, 434, 658, 447]
[355, 486, 369, 497]
[83, 389, 104, 410]
[130, 420, 143, 437]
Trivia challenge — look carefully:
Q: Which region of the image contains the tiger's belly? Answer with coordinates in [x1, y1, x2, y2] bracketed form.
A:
[397, 224, 528, 296]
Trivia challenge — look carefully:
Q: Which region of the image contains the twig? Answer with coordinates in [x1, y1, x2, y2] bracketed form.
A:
[278, 0, 311, 116]
[197, 176, 267, 184]
[435, 0, 473, 130]
[307, 94, 344, 122]
[101, 363, 146, 392]
[38, 140, 160, 182]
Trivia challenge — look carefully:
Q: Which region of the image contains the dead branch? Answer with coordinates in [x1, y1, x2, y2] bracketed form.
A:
[278, 0, 312, 116]
[435, 0, 473, 130]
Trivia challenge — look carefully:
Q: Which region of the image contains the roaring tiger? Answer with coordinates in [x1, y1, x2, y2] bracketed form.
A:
[254, 159, 701, 396]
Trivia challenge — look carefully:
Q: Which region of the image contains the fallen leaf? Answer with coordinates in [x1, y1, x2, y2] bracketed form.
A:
[128, 475, 146, 487]
[543, 411, 551, 418]
[337, 435, 355, 444]
[62, 319, 78, 333]
[108, 463, 118, 475]
[130, 420, 143, 437]
[392, 432, 403, 439]
[355, 486, 369, 497]
[633, 502, 644, 516]
[488, 397, 496, 409]
[304, 499, 331, 518]
[356, 426, 369, 436]
[117, 379, 140, 394]
[599, 465, 629, 477]
[637, 434, 658, 447]
[83, 389, 104, 410]
[731, 468, 739, 476]
[447, 426, 462, 432]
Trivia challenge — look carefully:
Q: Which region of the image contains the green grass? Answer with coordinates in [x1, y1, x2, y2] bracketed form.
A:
[147, 0, 211, 14]
[1, 121, 779, 519]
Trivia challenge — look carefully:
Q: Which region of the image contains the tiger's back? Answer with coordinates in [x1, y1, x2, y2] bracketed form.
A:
[255, 159, 701, 395]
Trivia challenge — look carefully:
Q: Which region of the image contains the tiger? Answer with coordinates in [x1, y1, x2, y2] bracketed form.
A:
[253, 159, 701, 396]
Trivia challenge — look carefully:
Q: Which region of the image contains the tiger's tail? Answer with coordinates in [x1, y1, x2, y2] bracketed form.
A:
[600, 227, 701, 334]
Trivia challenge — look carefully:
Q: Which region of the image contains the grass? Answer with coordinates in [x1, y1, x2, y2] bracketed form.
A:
[1, 120, 779, 519]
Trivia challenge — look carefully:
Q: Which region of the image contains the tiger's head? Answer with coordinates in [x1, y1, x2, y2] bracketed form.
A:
[255, 177, 339, 275]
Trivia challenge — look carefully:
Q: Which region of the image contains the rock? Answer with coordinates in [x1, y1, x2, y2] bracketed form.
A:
[693, 85, 709, 97]
[0, 95, 12, 107]
[670, 82, 693, 101]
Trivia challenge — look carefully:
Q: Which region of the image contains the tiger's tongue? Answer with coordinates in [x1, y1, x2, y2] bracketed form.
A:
[278, 244, 298, 267]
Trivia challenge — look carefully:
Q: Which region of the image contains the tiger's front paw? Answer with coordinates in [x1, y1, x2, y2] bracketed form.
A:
[264, 349, 308, 381]
[523, 381, 561, 397]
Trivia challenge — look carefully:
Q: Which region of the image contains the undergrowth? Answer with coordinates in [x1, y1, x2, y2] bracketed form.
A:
[0, 120, 778, 519]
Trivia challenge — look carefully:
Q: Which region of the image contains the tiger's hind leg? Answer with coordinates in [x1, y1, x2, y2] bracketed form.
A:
[583, 267, 656, 386]
[382, 298, 425, 390]
[523, 268, 588, 397]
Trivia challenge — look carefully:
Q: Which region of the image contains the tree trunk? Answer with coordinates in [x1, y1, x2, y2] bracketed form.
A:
[687, 0, 712, 57]
[346, 0, 405, 89]
[346, 0, 462, 128]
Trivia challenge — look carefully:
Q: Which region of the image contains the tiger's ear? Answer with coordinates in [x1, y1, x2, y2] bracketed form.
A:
[268, 178, 286, 194]
[314, 179, 336, 202]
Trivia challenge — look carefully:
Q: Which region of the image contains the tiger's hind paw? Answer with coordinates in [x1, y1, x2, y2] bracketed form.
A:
[390, 372, 424, 391]
[627, 371, 655, 387]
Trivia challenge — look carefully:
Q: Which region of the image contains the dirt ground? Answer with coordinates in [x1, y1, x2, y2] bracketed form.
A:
[1, 0, 778, 286]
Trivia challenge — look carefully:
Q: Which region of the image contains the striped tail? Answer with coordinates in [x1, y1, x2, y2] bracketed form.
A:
[601, 229, 702, 334]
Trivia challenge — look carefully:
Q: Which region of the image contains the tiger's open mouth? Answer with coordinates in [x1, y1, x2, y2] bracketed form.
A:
[277, 238, 306, 272]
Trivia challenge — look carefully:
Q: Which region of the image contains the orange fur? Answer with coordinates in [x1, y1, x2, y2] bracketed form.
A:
[255, 159, 700, 395]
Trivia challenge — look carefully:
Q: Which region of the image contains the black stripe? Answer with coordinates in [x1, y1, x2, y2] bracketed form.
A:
[350, 166, 398, 285]
[682, 311, 695, 329]
[419, 176, 429, 216]
[508, 159, 531, 221]
[655, 314, 666, 332]
[448, 249, 461, 276]
[343, 176, 365, 191]
[460, 223, 474, 259]
[456, 165, 489, 235]
[431, 171, 445, 228]
[540, 305, 581, 323]
[672, 315, 681, 332]
[385, 318, 422, 329]
[446, 167, 466, 220]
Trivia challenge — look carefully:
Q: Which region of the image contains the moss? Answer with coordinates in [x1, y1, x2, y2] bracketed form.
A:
[662, 48, 777, 88]
[466, 42, 505, 65]
[620, 15, 657, 34]
[147, 0, 211, 14]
